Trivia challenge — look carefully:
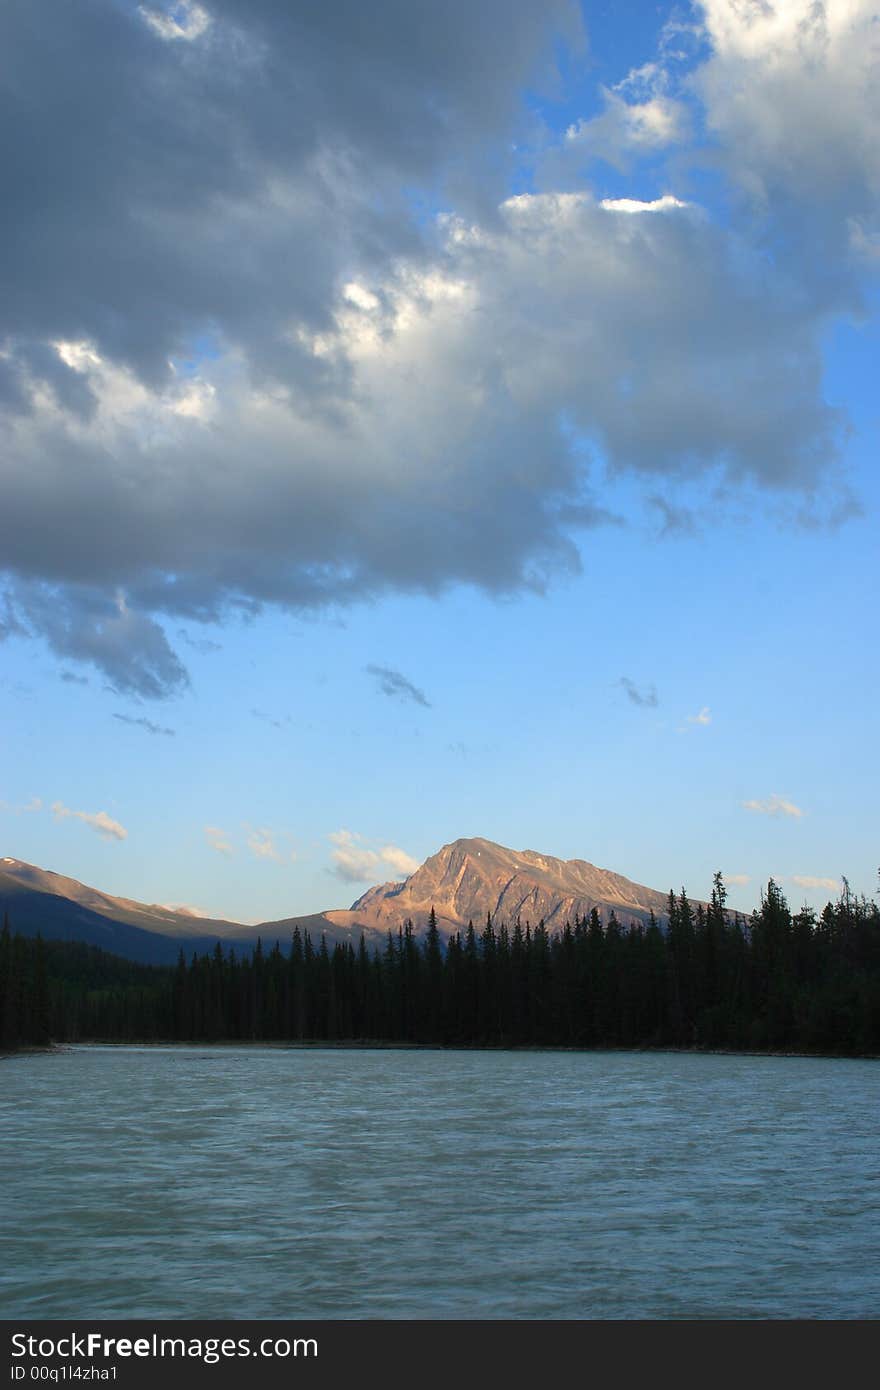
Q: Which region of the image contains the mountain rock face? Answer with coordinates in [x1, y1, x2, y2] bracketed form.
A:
[326, 836, 675, 938]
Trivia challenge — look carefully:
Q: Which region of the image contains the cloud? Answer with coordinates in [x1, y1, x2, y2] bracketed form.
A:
[245, 825, 297, 865]
[742, 795, 803, 820]
[247, 828, 280, 862]
[377, 844, 421, 877]
[650, 495, 699, 539]
[139, 3, 210, 44]
[5, 584, 188, 699]
[113, 713, 175, 736]
[0, 0, 872, 691]
[328, 829, 419, 884]
[51, 801, 127, 841]
[565, 51, 691, 169]
[724, 873, 750, 887]
[329, 830, 381, 883]
[619, 677, 658, 708]
[791, 875, 841, 894]
[0, 595, 25, 641]
[60, 670, 90, 685]
[204, 825, 234, 857]
[694, 1, 880, 264]
[158, 902, 211, 919]
[687, 706, 712, 726]
[600, 194, 689, 214]
[366, 665, 431, 709]
[178, 630, 222, 655]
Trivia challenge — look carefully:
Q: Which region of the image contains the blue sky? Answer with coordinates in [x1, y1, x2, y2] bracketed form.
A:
[1, 1, 877, 924]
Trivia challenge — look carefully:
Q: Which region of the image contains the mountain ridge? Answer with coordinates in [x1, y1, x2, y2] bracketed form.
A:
[1, 838, 693, 962]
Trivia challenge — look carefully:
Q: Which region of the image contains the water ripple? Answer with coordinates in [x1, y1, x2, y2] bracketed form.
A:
[2, 1046, 878, 1319]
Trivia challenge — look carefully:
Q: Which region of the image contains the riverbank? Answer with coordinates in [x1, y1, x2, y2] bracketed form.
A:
[17, 1037, 878, 1061]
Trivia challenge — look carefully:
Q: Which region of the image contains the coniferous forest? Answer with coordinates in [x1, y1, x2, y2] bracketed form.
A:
[2, 875, 879, 1056]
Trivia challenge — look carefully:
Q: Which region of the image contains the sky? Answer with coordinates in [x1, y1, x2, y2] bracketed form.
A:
[1, 0, 878, 925]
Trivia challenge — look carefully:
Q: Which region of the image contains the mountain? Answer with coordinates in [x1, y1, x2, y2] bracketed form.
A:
[0, 858, 386, 962]
[1, 838, 683, 964]
[1, 858, 250, 941]
[326, 836, 676, 938]
[0, 864, 208, 964]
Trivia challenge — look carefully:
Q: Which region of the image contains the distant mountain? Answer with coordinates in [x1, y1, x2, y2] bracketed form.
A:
[326, 836, 677, 939]
[0, 865, 205, 965]
[0, 858, 250, 941]
[0, 858, 385, 963]
[1, 838, 684, 965]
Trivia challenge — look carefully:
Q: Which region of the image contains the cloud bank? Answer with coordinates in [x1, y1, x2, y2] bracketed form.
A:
[1, 1, 875, 694]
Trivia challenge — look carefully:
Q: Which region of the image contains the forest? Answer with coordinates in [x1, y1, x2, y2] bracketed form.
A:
[2, 875, 879, 1056]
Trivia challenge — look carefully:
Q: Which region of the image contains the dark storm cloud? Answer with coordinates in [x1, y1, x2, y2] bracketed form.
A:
[619, 678, 658, 710]
[366, 665, 431, 709]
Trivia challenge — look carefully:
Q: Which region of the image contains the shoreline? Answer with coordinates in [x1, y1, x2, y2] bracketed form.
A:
[9, 1038, 877, 1061]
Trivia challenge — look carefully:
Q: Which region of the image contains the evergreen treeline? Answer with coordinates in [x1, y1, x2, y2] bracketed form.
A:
[2, 875, 879, 1055]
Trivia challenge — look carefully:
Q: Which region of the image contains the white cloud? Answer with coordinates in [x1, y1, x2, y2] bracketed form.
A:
[694, 0, 880, 243]
[599, 194, 689, 214]
[158, 902, 211, 918]
[687, 706, 712, 726]
[328, 829, 419, 884]
[168, 377, 216, 422]
[51, 800, 127, 841]
[791, 875, 841, 893]
[724, 873, 751, 886]
[742, 795, 803, 819]
[204, 825, 234, 857]
[378, 845, 421, 877]
[329, 831, 380, 883]
[245, 825, 297, 866]
[138, 3, 210, 43]
[566, 87, 690, 166]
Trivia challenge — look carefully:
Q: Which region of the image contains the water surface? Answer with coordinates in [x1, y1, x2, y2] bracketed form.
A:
[3, 1046, 878, 1318]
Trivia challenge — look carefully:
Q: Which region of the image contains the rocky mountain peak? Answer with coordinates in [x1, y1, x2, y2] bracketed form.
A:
[333, 835, 674, 937]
